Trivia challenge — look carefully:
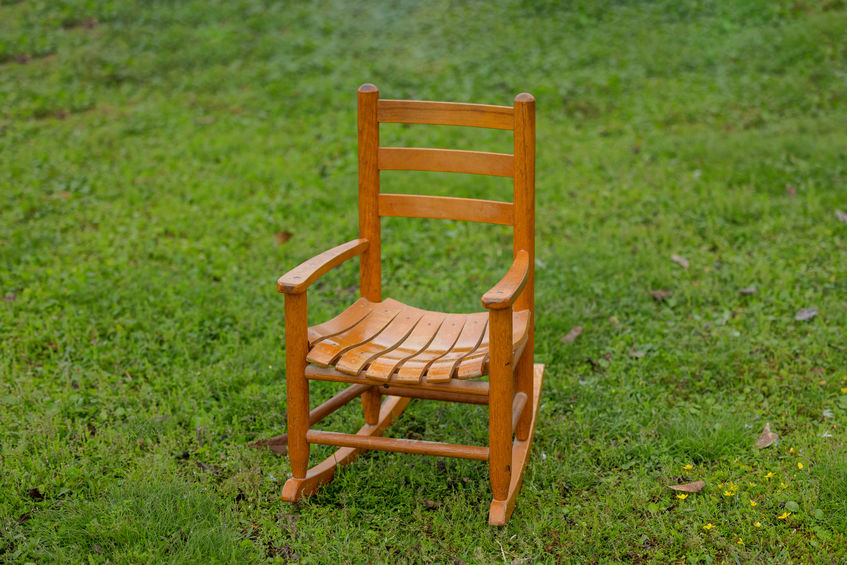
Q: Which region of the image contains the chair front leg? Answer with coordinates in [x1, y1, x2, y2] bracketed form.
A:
[488, 307, 514, 501]
[284, 292, 310, 478]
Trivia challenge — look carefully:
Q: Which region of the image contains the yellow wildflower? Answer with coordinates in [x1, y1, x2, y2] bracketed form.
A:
[737, 538, 744, 545]
[754, 522, 762, 528]
[797, 462, 804, 470]
[780, 482, 788, 489]
[750, 500, 758, 507]
[765, 472, 774, 479]
[676, 494, 688, 500]
[723, 490, 735, 497]
[682, 464, 693, 470]
[704, 523, 715, 530]
[789, 447, 794, 454]
[841, 387, 847, 394]
[778, 512, 791, 520]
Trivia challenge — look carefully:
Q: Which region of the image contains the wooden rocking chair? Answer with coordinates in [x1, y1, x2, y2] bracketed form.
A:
[275, 84, 543, 526]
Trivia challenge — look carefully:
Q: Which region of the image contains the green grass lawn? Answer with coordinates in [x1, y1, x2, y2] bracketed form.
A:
[2, 0, 846, 562]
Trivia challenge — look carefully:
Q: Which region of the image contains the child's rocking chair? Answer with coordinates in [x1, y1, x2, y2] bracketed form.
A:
[275, 84, 543, 525]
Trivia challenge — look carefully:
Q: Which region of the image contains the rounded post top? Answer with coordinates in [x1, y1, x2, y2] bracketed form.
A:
[515, 92, 535, 103]
[358, 83, 378, 93]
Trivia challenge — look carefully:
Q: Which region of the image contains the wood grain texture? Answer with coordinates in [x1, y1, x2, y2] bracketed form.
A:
[488, 307, 513, 500]
[378, 194, 514, 225]
[307, 430, 489, 460]
[306, 300, 404, 367]
[307, 298, 373, 346]
[277, 239, 369, 294]
[488, 364, 544, 526]
[335, 307, 424, 375]
[393, 313, 465, 384]
[481, 250, 529, 310]
[378, 147, 514, 177]
[377, 99, 514, 130]
[457, 309, 530, 379]
[305, 364, 489, 397]
[512, 92, 536, 441]
[284, 292, 310, 478]
[365, 311, 445, 381]
[358, 84, 382, 301]
[281, 395, 410, 502]
[425, 313, 487, 383]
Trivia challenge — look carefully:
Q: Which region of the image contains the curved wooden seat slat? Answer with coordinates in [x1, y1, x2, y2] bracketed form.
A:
[306, 299, 405, 367]
[365, 312, 446, 381]
[306, 300, 529, 384]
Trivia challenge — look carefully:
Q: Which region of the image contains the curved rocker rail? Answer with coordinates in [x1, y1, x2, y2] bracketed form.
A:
[281, 395, 411, 501]
[488, 363, 544, 526]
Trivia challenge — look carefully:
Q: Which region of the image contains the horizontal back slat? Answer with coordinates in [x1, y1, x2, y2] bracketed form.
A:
[379, 194, 514, 225]
[378, 147, 514, 177]
[378, 100, 514, 130]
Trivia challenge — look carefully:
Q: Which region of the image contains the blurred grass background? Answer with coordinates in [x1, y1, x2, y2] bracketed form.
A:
[1, 0, 846, 562]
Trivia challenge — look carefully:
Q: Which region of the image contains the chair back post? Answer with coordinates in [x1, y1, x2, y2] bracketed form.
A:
[512, 93, 535, 441]
[358, 83, 381, 302]
[513, 93, 535, 342]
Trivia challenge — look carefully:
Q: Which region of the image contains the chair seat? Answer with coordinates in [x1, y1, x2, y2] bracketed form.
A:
[305, 298, 530, 384]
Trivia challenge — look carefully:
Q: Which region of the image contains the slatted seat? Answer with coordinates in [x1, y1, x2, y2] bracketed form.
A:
[264, 84, 544, 526]
[305, 298, 530, 382]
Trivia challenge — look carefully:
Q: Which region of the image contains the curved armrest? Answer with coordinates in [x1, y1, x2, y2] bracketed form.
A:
[277, 238, 369, 294]
[481, 250, 529, 310]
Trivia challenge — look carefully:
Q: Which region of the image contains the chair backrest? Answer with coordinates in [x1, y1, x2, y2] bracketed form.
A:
[356, 83, 535, 319]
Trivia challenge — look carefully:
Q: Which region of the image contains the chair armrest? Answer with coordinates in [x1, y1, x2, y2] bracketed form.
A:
[277, 238, 369, 294]
[481, 250, 529, 310]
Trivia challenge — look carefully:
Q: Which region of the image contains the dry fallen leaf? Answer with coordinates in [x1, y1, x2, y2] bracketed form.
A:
[248, 434, 288, 455]
[274, 230, 293, 245]
[650, 289, 671, 301]
[755, 422, 779, 449]
[671, 254, 689, 269]
[795, 308, 818, 322]
[739, 286, 757, 295]
[836, 210, 847, 224]
[560, 326, 584, 344]
[785, 184, 797, 197]
[669, 480, 706, 493]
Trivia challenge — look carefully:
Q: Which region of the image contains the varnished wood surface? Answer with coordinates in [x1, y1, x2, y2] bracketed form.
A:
[487, 307, 514, 500]
[512, 92, 536, 442]
[377, 99, 514, 130]
[305, 364, 489, 397]
[307, 297, 372, 346]
[365, 311, 444, 381]
[489, 364, 544, 526]
[284, 292, 309, 477]
[306, 300, 404, 367]
[279, 86, 539, 526]
[307, 430, 490, 460]
[277, 239, 369, 294]
[305, 299, 530, 383]
[481, 250, 529, 310]
[281, 395, 411, 502]
[425, 313, 487, 383]
[358, 84, 382, 301]
[378, 147, 514, 177]
[378, 193, 514, 226]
